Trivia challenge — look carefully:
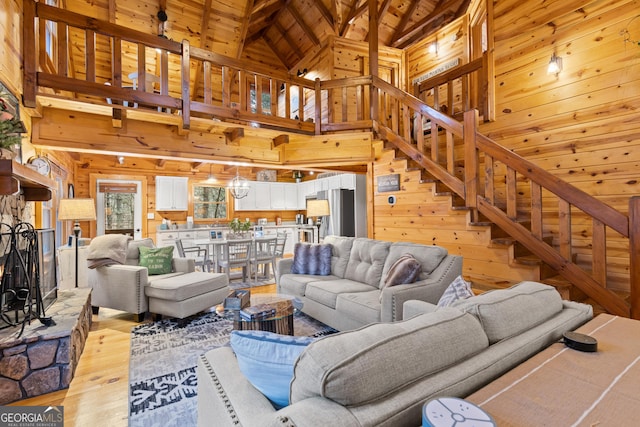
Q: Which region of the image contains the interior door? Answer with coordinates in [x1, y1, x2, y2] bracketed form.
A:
[96, 180, 142, 239]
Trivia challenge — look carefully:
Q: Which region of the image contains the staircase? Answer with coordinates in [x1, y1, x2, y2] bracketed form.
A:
[366, 79, 639, 319]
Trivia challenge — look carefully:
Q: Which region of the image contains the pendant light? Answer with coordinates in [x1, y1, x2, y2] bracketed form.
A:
[206, 164, 216, 183]
[229, 167, 250, 199]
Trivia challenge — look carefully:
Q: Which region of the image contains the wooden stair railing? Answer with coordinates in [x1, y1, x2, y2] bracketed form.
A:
[360, 77, 638, 319]
[23, 1, 315, 134]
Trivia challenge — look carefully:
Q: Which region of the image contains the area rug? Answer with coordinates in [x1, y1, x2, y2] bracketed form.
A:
[128, 310, 337, 427]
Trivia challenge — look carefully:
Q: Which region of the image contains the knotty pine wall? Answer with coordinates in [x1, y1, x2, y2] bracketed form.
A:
[71, 154, 304, 241]
[375, 0, 640, 292]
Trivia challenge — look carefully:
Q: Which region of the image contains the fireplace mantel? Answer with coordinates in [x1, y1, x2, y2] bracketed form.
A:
[0, 159, 55, 201]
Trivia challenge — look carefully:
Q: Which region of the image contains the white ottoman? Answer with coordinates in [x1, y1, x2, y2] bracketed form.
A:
[145, 272, 229, 319]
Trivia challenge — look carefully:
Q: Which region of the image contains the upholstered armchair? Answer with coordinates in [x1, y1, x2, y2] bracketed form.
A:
[87, 236, 195, 321]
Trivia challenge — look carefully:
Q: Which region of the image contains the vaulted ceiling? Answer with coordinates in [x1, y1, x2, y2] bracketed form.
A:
[74, 0, 469, 72]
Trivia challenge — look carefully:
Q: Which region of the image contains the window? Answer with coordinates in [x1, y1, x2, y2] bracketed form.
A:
[194, 186, 228, 220]
[44, 0, 58, 60]
[250, 85, 272, 114]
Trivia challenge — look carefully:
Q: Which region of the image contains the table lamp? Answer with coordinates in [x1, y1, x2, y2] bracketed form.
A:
[306, 199, 330, 243]
[58, 198, 96, 288]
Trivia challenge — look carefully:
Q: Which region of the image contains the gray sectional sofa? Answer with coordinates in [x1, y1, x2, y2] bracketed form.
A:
[197, 281, 593, 427]
[276, 235, 463, 331]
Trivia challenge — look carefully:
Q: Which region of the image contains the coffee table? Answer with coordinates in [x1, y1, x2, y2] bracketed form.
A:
[215, 293, 303, 335]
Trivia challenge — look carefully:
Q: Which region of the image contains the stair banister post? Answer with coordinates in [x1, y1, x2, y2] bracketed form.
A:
[181, 39, 191, 130]
[315, 78, 321, 135]
[23, 0, 37, 108]
[629, 196, 640, 319]
[463, 109, 479, 209]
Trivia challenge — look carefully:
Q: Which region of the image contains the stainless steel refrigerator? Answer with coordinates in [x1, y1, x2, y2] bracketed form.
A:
[317, 189, 355, 238]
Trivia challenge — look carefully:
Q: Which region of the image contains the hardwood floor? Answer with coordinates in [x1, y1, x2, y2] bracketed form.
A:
[9, 284, 276, 426]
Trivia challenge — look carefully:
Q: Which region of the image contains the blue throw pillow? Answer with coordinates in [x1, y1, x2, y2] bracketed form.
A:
[230, 330, 315, 409]
[290, 243, 332, 275]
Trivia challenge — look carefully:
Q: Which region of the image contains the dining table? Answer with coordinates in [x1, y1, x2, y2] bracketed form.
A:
[192, 236, 274, 274]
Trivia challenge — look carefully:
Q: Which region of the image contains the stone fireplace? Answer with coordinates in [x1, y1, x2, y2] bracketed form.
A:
[0, 288, 92, 403]
[0, 190, 92, 404]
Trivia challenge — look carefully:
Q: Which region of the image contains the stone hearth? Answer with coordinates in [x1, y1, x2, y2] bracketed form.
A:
[0, 288, 92, 404]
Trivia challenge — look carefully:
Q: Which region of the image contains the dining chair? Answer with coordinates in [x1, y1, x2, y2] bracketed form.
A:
[272, 232, 287, 277]
[251, 237, 278, 284]
[175, 239, 212, 272]
[216, 239, 252, 282]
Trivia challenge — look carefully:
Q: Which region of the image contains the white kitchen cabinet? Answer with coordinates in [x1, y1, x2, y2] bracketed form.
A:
[270, 183, 287, 209]
[340, 173, 356, 189]
[327, 174, 342, 190]
[235, 182, 256, 211]
[156, 176, 189, 211]
[155, 230, 180, 253]
[254, 182, 271, 210]
[235, 181, 299, 211]
[297, 180, 315, 209]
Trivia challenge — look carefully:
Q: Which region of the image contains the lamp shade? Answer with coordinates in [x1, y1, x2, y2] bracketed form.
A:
[58, 198, 97, 221]
[306, 199, 330, 217]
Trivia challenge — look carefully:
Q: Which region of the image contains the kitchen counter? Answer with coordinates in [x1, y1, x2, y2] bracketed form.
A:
[155, 224, 301, 255]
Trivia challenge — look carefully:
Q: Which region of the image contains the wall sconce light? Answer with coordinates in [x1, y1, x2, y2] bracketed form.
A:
[117, 155, 125, 165]
[428, 42, 438, 54]
[547, 53, 563, 75]
[297, 68, 308, 77]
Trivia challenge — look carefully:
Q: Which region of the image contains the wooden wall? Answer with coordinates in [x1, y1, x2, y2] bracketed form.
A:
[373, 0, 640, 292]
[72, 153, 304, 241]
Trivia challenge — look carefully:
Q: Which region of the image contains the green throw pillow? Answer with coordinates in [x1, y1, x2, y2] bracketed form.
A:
[139, 246, 174, 275]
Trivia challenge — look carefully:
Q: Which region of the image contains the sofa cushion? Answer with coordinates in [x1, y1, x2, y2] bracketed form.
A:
[305, 279, 376, 309]
[380, 242, 448, 288]
[125, 238, 155, 265]
[139, 246, 174, 275]
[322, 235, 354, 278]
[336, 290, 382, 325]
[437, 275, 474, 307]
[379, 254, 422, 301]
[145, 271, 227, 301]
[230, 330, 315, 409]
[344, 238, 391, 287]
[291, 308, 489, 406]
[278, 274, 339, 298]
[86, 234, 130, 268]
[290, 243, 332, 275]
[452, 281, 563, 344]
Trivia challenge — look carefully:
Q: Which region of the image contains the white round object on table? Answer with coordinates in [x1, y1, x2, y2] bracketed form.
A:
[422, 397, 496, 427]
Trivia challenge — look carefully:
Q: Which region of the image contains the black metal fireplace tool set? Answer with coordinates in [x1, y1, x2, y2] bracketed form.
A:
[0, 222, 54, 337]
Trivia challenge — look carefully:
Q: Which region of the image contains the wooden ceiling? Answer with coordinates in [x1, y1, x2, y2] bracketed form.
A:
[45, 0, 469, 172]
[70, 0, 469, 72]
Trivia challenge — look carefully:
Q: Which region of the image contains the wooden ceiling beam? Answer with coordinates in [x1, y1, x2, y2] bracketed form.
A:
[236, 0, 256, 58]
[313, 0, 334, 30]
[108, 0, 116, 23]
[340, 0, 368, 37]
[272, 134, 289, 148]
[156, 158, 167, 168]
[390, 0, 421, 44]
[111, 107, 124, 128]
[378, 0, 392, 23]
[224, 127, 245, 145]
[391, 0, 461, 48]
[286, 3, 320, 46]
